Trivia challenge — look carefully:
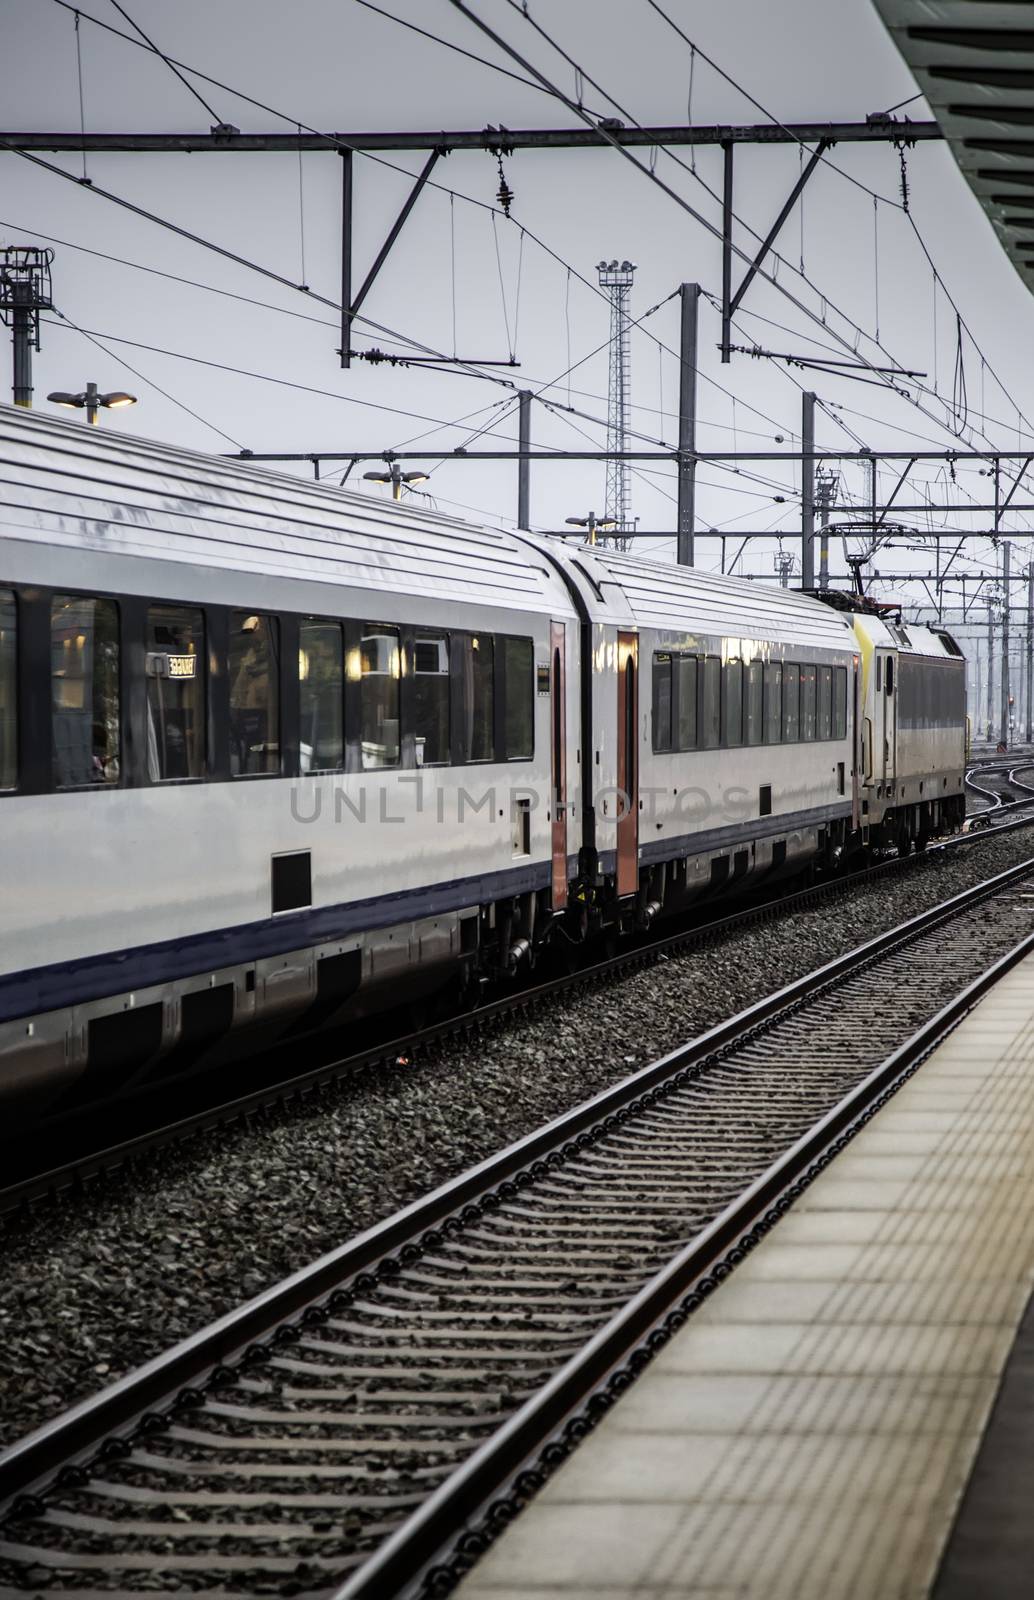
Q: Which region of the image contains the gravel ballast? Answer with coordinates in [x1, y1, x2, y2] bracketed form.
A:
[2, 827, 1034, 1449]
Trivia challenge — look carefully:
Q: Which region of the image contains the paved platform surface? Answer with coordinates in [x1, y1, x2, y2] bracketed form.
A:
[456, 947, 1034, 1599]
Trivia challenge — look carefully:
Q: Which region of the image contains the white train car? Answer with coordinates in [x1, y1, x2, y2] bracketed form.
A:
[538, 544, 862, 917]
[0, 406, 969, 1126]
[0, 406, 579, 1119]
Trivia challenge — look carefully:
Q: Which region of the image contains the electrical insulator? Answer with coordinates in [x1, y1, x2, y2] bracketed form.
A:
[495, 152, 514, 217]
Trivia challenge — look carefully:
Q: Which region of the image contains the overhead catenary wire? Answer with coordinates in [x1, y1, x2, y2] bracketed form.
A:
[44, 0, 1034, 461]
[369, 0, 1027, 491]
[6, 140, 520, 393]
[719, 294, 1032, 539]
[351, 0, 609, 116]
[492, 0, 921, 365]
[36, 305, 795, 508]
[648, 0, 1034, 484]
[498, 0, 1034, 455]
[105, 0, 225, 125]
[51, 307, 245, 449]
[490, 212, 514, 359]
[40, 311, 775, 487]
[5, 112, 705, 454]
[17, 219, 997, 541]
[449, 194, 457, 358]
[468, 0, 1008, 456]
[38, 7, 1011, 550]
[40, 0, 689, 390]
[10, 55, 1024, 596]
[36, 0, 819, 486]
[41, 0, 949, 458]
[640, 0, 907, 209]
[38, 318, 549, 444]
[296, 125, 307, 288]
[73, 8, 88, 183]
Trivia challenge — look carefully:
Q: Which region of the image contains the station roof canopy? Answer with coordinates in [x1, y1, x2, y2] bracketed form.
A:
[874, 1, 1034, 289]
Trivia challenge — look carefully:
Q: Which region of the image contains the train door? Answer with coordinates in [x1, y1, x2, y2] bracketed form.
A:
[550, 621, 568, 910]
[883, 651, 897, 786]
[852, 654, 862, 830]
[616, 630, 639, 897]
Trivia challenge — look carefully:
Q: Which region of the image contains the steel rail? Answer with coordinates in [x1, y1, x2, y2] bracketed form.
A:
[338, 913, 1034, 1600]
[2, 854, 1034, 1560]
[965, 760, 1034, 823]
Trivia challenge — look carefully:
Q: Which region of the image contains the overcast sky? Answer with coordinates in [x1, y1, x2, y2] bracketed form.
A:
[5, 0, 1034, 671]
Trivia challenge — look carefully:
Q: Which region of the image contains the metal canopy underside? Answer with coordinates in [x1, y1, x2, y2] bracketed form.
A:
[874, 0, 1034, 290]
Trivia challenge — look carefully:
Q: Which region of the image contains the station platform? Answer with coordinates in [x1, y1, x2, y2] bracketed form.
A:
[456, 948, 1034, 1599]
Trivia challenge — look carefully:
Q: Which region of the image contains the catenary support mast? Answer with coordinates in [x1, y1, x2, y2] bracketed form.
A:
[1002, 542, 1012, 746]
[676, 282, 699, 567]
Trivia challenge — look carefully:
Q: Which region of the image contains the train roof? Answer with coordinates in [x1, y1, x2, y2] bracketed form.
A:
[536, 539, 858, 649]
[2, 405, 928, 651]
[0, 404, 576, 619]
[849, 610, 965, 661]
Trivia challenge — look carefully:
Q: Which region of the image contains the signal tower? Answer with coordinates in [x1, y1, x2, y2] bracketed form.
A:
[597, 258, 636, 551]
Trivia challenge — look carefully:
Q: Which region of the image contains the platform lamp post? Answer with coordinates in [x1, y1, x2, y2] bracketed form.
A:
[362, 463, 429, 501]
[47, 381, 137, 425]
[564, 512, 617, 546]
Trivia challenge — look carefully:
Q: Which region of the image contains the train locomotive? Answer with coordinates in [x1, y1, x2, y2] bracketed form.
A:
[0, 405, 967, 1123]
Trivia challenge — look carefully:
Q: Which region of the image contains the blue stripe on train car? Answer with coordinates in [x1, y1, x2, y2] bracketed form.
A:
[637, 800, 854, 865]
[0, 858, 554, 1025]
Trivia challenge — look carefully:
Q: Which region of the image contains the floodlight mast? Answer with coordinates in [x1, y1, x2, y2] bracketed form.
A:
[597, 259, 635, 552]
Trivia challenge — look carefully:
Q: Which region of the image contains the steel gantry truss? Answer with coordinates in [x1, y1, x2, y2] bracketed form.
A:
[10, 109, 1005, 611]
[3, 115, 944, 524]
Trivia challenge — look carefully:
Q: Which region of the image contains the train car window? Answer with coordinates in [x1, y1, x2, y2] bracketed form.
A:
[0, 590, 14, 789]
[677, 655, 698, 749]
[781, 663, 800, 743]
[229, 612, 280, 776]
[834, 666, 848, 739]
[885, 655, 894, 695]
[800, 664, 817, 741]
[763, 663, 782, 744]
[414, 632, 451, 765]
[503, 637, 533, 760]
[299, 619, 344, 772]
[817, 665, 833, 741]
[652, 652, 673, 752]
[745, 660, 763, 746]
[463, 634, 495, 761]
[146, 605, 205, 781]
[875, 656, 882, 692]
[722, 659, 743, 747]
[51, 595, 120, 788]
[701, 656, 721, 749]
[359, 626, 400, 769]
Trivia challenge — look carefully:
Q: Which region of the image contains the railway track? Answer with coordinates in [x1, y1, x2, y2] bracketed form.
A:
[3, 856, 1034, 1598]
[0, 800, 1028, 1221]
[965, 757, 1034, 819]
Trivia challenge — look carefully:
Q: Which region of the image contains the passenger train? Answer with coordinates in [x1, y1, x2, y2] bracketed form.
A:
[0, 406, 967, 1124]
